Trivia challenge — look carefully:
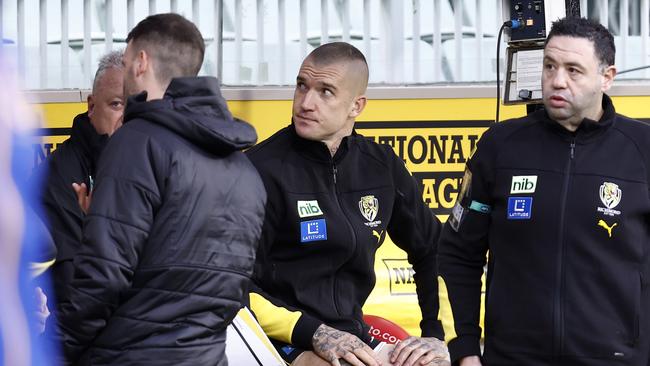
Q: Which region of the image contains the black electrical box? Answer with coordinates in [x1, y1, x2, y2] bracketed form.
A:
[509, 1, 547, 42]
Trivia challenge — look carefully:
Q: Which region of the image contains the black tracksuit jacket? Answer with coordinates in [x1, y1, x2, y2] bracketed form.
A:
[438, 95, 650, 366]
[33, 112, 107, 305]
[50, 77, 266, 365]
[247, 125, 443, 350]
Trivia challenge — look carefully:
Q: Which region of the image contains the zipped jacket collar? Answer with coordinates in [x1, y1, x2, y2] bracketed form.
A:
[69, 112, 108, 175]
[533, 94, 617, 143]
[289, 121, 355, 164]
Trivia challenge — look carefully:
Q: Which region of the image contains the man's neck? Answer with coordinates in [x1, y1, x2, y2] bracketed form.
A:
[323, 125, 354, 157]
[323, 138, 342, 157]
[556, 107, 604, 132]
[327, 144, 339, 156]
[145, 86, 165, 101]
[141, 75, 168, 101]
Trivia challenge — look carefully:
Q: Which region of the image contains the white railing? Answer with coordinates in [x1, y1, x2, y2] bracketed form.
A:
[0, 0, 648, 90]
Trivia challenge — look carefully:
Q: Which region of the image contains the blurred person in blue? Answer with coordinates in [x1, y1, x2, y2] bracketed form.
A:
[31, 50, 124, 309]
[0, 51, 57, 365]
[47, 13, 266, 365]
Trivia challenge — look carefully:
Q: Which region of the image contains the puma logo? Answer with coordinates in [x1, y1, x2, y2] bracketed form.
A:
[372, 230, 384, 243]
[598, 219, 617, 238]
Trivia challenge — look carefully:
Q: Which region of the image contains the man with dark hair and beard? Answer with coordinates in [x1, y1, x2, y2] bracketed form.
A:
[438, 17, 650, 366]
[49, 13, 266, 365]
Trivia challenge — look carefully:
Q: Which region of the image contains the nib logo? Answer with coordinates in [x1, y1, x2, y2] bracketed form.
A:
[297, 200, 323, 218]
[510, 176, 537, 194]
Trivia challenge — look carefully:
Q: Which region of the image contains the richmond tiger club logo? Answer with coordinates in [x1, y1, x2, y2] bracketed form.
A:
[597, 182, 622, 216]
[359, 195, 381, 228]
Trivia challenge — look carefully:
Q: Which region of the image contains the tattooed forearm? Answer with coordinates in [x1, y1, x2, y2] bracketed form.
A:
[313, 325, 339, 358]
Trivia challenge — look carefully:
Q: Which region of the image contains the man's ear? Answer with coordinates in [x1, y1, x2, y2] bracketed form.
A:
[349, 95, 367, 118]
[87, 94, 95, 118]
[135, 50, 149, 78]
[601, 65, 617, 92]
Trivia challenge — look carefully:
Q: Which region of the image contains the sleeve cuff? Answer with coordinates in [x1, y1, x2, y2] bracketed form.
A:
[420, 318, 444, 340]
[290, 314, 323, 350]
[448, 335, 481, 363]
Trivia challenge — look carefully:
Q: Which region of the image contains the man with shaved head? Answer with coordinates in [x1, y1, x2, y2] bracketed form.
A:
[247, 42, 449, 366]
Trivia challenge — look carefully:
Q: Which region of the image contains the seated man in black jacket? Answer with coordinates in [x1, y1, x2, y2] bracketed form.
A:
[49, 13, 266, 365]
[33, 50, 124, 307]
[247, 42, 448, 366]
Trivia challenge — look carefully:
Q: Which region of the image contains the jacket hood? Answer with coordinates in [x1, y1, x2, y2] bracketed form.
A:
[123, 77, 257, 154]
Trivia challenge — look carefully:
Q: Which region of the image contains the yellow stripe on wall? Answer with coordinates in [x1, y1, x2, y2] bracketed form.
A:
[30, 94, 650, 339]
[361, 98, 526, 121]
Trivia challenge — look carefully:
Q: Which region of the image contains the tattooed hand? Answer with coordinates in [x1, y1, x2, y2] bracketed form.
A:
[312, 324, 382, 366]
[389, 336, 450, 366]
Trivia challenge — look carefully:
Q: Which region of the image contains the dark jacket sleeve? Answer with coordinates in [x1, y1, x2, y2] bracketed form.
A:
[52, 129, 162, 364]
[38, 164, 84, 261]
[437, 127, 496, 362]
[32, 157, 84, 299]
[248, 281, 323, 350]
[385, 149, 444, 340]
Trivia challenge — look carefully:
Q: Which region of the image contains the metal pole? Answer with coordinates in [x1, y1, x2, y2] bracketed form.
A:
[214, 0, 223, 83]
[321, 0, 329, 44]
[235, 0, 242, 83]
[434, 0, 441, 81]
[454, 0, 463, 81]
[413, 0, 420, 82]
[300, 0, 308, 58]
[40, 0, 48, 88]
[62, 0, 69, 87]
[364, 0, 371, 62]
[84, 0, 92, 87]
[106, 0, 114, 52]
[256, 0, 264, 84]
[278, 0, 286, 84]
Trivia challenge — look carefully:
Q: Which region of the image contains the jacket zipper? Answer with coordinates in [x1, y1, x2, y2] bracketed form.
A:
[554, 139, 575, 359]
[330, 160, 358, 317]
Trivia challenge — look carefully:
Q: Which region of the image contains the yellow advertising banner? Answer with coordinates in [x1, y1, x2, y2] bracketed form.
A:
[357, 122, 490, 218]
[355, 120, 490, 335]
[29, 95, 650, 337]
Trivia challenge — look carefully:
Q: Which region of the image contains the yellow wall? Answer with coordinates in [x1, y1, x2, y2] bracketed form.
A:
[32, 95, 650, 336]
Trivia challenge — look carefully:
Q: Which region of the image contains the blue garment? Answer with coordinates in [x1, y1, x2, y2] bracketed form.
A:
[0, 132, 59, 365]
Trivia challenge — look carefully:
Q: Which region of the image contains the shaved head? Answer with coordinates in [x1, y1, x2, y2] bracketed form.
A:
[305, 42, 369, 95]
[293, 42, 369, 154]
